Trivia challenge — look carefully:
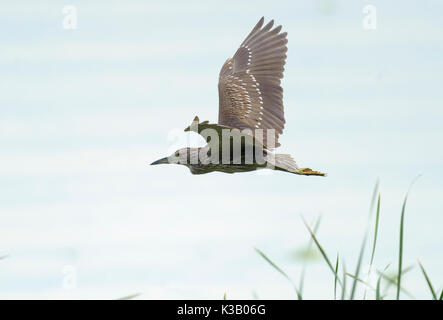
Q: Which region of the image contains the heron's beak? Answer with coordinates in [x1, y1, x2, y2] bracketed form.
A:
[150, 157, 169, 165]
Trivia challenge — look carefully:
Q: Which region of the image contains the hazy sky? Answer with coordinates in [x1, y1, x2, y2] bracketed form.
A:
[1, 0, 442, 299]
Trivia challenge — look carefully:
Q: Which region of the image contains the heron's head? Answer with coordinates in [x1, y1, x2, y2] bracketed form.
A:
[150, 147, 196, 166]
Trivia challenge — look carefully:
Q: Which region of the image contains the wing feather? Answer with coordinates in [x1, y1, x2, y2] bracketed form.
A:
[218, 17, 287, 148]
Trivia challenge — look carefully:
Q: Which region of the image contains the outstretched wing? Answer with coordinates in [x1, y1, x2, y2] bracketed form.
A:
[218, 17, 287, 148]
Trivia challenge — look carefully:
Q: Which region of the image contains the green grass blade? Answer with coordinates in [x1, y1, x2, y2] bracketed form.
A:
[381, 264, 414, 284]
[117, 292, 141, 300]
[418, 260, 437, 300]
[370, 194, 381, 266]
[376, 273, 383, 300]
[369, 179, 380, 215]
[439, 290, 443, 300]
[302, 216, 341, 286]
[298, 216, 322, 297]
[349, 232, 368, 299]
[255, 247, 302, 300]
[396, 194, 407, 300]
[223, 291, 227, 300]
[255, 247, 290, 280]
[341, 262, 347, 300]
[298, 266, 306, 298]
[334, 254, 339, 300]
[397, 175, 421, 300]
[376, 264, 390, 300]
[308, 216, 322, 247]
[345, 273, 375, 291]
[362, 182, 381, 299]
[377, 267, 414, 299]
[363, 193, 382, 300]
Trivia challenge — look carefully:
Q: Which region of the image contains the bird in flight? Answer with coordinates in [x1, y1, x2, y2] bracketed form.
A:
[151, 17, 325, 176]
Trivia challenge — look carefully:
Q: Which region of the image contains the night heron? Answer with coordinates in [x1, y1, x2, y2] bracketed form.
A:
[151, 17, 325, 176]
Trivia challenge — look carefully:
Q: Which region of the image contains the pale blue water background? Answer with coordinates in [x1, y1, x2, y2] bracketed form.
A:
[0, 0, 442, 299]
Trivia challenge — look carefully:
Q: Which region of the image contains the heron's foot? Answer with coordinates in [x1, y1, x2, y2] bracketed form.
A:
[295, 168, 326, 176]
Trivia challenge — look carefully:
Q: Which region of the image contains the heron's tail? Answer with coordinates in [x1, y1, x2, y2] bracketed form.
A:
[273, 154, 326, 176]
[273, 154, 298, 172]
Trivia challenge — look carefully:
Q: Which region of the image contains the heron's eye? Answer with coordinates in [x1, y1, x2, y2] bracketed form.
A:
[175, 151, 180, 157]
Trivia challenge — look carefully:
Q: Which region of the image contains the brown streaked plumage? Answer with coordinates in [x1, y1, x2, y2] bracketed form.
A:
[151, 17, 325, 176]
[218, 17, 286, 148]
